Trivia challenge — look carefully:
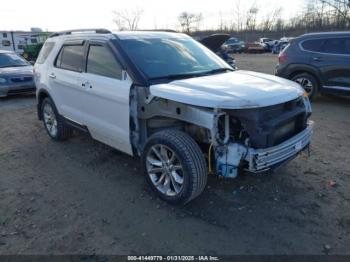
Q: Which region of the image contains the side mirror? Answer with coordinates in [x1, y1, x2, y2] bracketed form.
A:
[122, 70, 129, 81]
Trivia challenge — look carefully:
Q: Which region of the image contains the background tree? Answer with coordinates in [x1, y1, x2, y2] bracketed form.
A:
[320, 0, 350, 25]
[245, 6, 259, 31]
[178, 12, 203, 33]
[113, 8, 144, 31]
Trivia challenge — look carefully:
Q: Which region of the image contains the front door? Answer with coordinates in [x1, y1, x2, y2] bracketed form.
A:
[79, 42, 133, 155]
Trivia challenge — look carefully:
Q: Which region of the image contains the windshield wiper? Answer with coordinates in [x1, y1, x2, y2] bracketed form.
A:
[0, 64, 27, 68]
[9, 64, 28, 67]
[148, 68, 233, 81]
[198, 68, 234, 76]
[148, 73, 203, 81]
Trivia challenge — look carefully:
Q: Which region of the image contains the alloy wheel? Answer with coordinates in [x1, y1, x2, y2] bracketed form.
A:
[294, 77, 314, 95]
[146, 144, 184, 197]
[43, 103, 58, 137]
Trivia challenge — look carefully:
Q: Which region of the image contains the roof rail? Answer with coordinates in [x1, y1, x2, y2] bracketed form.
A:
[49, 28, 112, 38]
[138, 29, 178, 33]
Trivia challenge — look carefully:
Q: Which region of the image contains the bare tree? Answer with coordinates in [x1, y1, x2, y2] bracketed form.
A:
[178, 12, 203, 33]
[320, 0, 350, 24]
[233, 0, 244, 31]
[261, 7, 282, 31]
[246, 6, 259, 31]
[113, 8, 143, 31]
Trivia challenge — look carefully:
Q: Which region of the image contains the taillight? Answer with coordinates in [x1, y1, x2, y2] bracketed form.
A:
[278, 52, 287, 64]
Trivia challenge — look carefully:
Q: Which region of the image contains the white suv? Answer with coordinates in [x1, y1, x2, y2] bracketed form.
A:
[34, 29, 313, 205]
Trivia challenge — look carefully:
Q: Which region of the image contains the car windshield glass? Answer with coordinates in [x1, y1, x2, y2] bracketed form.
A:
[227, 39, 238, 44]
[116, 37, 229, 79]
[0, 53, 29, 68]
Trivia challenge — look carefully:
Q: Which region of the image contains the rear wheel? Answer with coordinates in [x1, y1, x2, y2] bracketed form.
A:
[41, 97, 72, 141]
[291, 73, 319, 100]
[142, 129, 208, 205]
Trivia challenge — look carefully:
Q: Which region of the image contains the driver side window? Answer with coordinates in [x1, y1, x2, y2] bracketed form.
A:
[86, 45, 122, 80]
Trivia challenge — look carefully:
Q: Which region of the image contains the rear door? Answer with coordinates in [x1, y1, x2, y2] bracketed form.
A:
[313, 37, 350, 91]
[79, 40, 133, 155]
[49, 40, 87, 123]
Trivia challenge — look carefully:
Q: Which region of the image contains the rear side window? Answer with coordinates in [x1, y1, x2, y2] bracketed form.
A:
[55, 45, 84, 72]
[36, 42, 55, 64]
[322, 37, 350, 55]
[86, 45, 122, 79]
[301, 39, 324, 52]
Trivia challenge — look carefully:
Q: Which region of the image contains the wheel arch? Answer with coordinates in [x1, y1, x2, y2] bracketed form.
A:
[130, 86, 217, 157]
[37, 89, 52, 120]
[286, 64, 323, 88]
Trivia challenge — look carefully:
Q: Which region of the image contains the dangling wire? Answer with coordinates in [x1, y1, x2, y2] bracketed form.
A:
[208, 143, 213, 174]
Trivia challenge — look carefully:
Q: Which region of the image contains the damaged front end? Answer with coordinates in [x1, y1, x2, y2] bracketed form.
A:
[211, 95, 313, 178]
[132, 84, 313, 179]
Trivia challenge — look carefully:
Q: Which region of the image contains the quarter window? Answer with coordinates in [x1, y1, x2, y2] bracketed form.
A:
[36, 42, 55, 64]
[86, 45, 122, 79]
[322, 37, 350, 55]
[55, 45, 84, 72]
[301, 39, 324, 52]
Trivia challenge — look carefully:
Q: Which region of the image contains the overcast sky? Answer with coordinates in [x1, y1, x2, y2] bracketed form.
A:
[0, 0, 306, 31]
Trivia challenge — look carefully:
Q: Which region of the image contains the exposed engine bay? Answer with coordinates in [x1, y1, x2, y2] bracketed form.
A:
[213, 96, 312, 177]
[131, 85, 313, 179]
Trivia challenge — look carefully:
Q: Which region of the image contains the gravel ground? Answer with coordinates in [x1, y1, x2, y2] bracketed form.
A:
[235, 53, 278, 74]
[0, 54, 350, 255]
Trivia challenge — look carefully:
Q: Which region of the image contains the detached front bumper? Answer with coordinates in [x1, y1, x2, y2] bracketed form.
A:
[246, 120, 314, 172]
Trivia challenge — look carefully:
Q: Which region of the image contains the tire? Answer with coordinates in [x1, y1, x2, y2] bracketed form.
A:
[142, 129, 208, 205]
[291, 73, 319, 100]
[41, 97, 72, 141]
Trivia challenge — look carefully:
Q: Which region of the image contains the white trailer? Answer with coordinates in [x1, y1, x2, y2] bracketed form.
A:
[0, 30, 47, 55]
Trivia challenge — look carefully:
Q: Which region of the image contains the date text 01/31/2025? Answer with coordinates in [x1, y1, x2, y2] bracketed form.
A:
[127, 256, 220, 261]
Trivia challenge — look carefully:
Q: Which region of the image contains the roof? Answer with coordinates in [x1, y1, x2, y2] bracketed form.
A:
[47, 29, 185, 40]
[114, 31, 187, 40]
[298, 31, 350, 39]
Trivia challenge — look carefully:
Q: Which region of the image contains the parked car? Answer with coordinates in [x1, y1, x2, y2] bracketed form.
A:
[0, 50, 35, 97]
[200, 34, 236, 69]
[275, 31, 350, 99]
[34, 29, 313, 205]
[280, 37, 294, 42]
[272, 40, 289, 54]
[259, 38, 277, 52]
[245, 42, 266, 53]
[222, 37, 245, 53]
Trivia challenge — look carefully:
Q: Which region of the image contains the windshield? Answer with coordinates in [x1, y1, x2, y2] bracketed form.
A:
[0, 53, 29, 68]
[116, 37, 229, 79]
[227, 39, 239, 44]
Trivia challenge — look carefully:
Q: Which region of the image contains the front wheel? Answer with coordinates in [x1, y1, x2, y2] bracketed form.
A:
[142, 129, 208, 205]
[291, 73, 319, 100]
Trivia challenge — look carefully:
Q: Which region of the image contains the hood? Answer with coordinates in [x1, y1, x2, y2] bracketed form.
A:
[150, 70, 304, 109]
[0, 66, 33, 76]
[200, 34, 230, 52]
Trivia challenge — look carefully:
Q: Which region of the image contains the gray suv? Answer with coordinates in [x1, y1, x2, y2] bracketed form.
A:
[275, 32, 350, 99]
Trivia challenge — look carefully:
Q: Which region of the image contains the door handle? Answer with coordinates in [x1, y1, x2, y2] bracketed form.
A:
[81, 81, 92, 89]
[49, 73, 56, 79]
[312, 57, 322, 62]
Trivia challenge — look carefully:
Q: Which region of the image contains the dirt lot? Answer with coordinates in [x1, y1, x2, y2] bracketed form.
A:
[0, 54, 350, 255]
